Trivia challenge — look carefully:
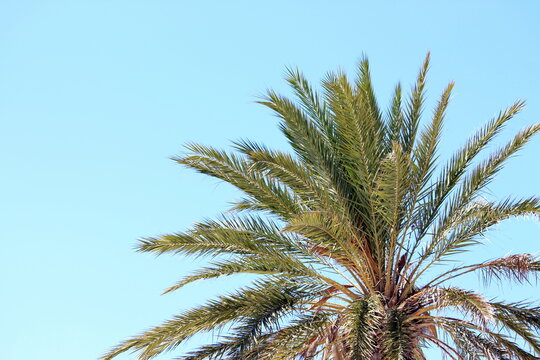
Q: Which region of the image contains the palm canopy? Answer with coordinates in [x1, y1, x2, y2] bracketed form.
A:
[103, 54, 540, 360]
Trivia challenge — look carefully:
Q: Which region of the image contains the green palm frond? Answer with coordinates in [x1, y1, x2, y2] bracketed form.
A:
[175, 144, 303, 218]
[102, 279, 324, 360]
[284, 67, 330, 134]
[435, 124, 540, 235]
[401, 53, 430, 153]
[137, 214, 302, 258]
[408, 82, 453, 216]
[161, 256, 320, 295]
[234, 139, 335, 209]
[419, 196, 540, 267]
[388, 83, 404, 145]
[491, 304, 540, 355]
[412, 100, 526, 242]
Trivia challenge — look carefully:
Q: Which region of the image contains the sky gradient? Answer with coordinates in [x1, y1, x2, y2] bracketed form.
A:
[1, 1, 539, 359]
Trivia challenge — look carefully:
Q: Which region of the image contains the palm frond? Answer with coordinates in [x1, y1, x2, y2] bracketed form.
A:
[233, 139, 335, 210]
[437, 124, 540, 236]
[388, 83, 404, 144]
[401, 52, 430, 153]
[285, 67, 330, 135]
[422, 196, 540, 264]
[413, 100, 526, 242]
[430, 287, 495, 326]
[137, 214, 298, 258]
[102, 279, 324, 360]
[162, 256, 321, 295]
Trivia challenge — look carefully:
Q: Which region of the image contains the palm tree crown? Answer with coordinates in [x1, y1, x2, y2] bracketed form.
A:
[103, 54, 540, 360]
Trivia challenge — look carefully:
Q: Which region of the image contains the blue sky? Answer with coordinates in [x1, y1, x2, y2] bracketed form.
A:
[1, 1, 539, 359]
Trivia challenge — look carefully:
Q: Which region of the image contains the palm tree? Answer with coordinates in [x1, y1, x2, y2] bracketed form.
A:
[103, 54, 540, 360]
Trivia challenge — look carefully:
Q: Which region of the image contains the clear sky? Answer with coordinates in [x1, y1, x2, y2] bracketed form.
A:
[1, 1, 539, 359]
